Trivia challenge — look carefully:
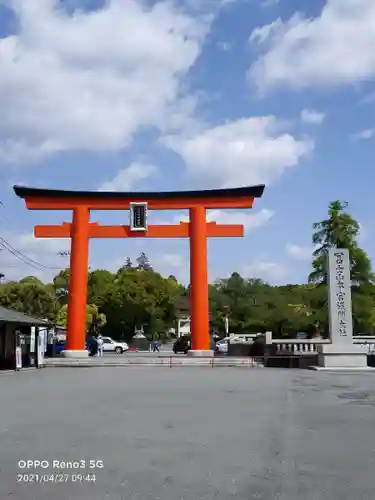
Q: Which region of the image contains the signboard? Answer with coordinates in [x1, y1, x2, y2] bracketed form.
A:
[30, 326, 36, 353]
[15, 346, 22, 370]
[327, 248, 353, 345]
[129, 202, 148, 231]
[37, 334, 45, 368]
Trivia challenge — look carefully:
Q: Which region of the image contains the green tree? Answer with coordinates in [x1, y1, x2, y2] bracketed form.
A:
[309, 200, 375, 334]
[56, 303, 106, 330]
[101, 267, 180, 340]
[0, 281, 58, 320]
[210, 274, 274, 334]
[136, 252, 153, 271]
[87, 269, 114, 305]
[53, 268, 71, 305]
[309, 200, 374, 286]
[19, 276, 44, 286]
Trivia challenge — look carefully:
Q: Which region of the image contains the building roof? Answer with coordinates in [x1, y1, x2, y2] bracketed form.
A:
[174, 296, 213, 319]
[13, 185, 265, 201]
[0, 305, 51, 327]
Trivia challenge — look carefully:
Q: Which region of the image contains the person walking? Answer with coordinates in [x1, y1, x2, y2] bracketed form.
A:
[152, 339, 160, 352]
[96, 334, 104, 357]
[89, 335, 98, 357]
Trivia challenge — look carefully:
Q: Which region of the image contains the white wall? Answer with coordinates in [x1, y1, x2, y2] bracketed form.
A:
[177, 317, 190, 337]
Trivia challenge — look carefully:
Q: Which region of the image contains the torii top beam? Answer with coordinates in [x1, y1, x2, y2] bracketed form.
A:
[13, 185, 265, 211]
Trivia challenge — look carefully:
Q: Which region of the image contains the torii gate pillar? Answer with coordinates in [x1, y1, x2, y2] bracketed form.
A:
[13, 185, 265, 358]
[189, 206, 210, 354]
[66, 207, 90, 357]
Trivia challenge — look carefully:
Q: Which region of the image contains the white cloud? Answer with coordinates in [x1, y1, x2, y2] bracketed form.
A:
[261, 0, 280, 8]
[300, 109, 325, 125]
[157, 208, 274, 231]
[206, 208, 274, 230]
[157, 95, 203, 135]
[219, 0, 241, 6]
[153, 251, 189, 284]
[249, 0, 375, 91]
[249, 18, 283, 45]
[162, 116, 313, 187]
[0, 0, 209, 165]
[242, 260, 288, 283]
[185, 0, 236, 9]
[217, 41, 232, 51]
[98, 162, 158, 191]
[286, 244, 312, 261]
[160, 253, 186, 268]
[350, 128, 374, 141]
[0, 230, 70, 282]
[358, 222, 368, 243]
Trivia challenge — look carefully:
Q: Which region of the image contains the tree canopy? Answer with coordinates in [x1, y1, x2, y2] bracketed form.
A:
[308, 200, 375, 334]
[309, 200, 374, 286]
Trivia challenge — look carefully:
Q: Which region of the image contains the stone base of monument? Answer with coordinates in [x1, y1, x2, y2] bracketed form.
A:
[309, 343, 373, 371]
[62, 350, 88, 358]
[187, 350, 214, 357]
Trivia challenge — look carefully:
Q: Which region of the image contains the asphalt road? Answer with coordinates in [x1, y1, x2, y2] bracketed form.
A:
[1, 368, 375, 499]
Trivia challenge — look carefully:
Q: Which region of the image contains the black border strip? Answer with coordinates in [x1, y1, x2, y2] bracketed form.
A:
[14, 185, 265, 200]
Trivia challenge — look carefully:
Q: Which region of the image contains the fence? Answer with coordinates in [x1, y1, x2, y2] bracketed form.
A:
[271, 337, 375, 355]
[44, 355, 296, 368]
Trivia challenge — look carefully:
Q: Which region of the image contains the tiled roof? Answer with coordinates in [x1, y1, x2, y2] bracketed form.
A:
[0, 305, 51, 326]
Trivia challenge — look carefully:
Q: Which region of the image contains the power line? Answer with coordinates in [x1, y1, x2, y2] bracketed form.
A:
[5, 236, 62, 269]
[0, 237, 59, 271]
[0, 199, 64, 271]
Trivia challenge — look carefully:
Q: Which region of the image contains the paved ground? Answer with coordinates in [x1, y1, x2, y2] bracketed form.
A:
[1, 368, 375, 500]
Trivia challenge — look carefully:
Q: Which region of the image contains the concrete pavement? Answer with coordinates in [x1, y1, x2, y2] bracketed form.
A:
[1, 368, 375, 499]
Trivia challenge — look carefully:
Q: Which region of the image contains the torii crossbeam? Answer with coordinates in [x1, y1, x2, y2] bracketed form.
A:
[14, 185, 265, 357]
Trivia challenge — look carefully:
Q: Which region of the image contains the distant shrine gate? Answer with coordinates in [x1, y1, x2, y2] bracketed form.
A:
[14, 185, 265, 357]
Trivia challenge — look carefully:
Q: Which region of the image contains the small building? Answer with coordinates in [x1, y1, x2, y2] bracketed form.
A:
[52, 327, 67, 342]
[0, 305, 51, 370]
[172, 295, 215, 338]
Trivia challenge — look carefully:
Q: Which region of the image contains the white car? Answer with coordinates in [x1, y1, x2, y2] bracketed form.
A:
[101, 337, 129, 354]
[215, 336, 247, 354]
[215, 337, 233, 354]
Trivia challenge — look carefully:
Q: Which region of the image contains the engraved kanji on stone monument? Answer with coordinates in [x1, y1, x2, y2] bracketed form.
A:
[327, 248, 353, 345]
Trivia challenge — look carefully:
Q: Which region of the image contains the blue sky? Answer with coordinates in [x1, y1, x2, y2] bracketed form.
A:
[0, 0, 374, 285]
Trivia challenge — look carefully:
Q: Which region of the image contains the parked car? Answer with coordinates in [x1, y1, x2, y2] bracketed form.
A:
[101, 336, 129, 354]
[215, 336, 247, 354]
[173, 336, 190, 354]
[54, 340, 66, 355]
[215, 337, 230, 354]
[54, 340, 89, 355]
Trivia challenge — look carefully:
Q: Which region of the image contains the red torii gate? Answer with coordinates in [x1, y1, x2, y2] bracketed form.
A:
[14, 185, 265, 357]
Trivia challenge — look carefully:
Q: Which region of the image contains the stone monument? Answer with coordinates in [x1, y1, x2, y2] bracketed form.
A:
[312, 248, 369, 370]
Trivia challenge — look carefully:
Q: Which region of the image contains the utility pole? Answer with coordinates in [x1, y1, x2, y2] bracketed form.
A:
[223, 305, 230, 336]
